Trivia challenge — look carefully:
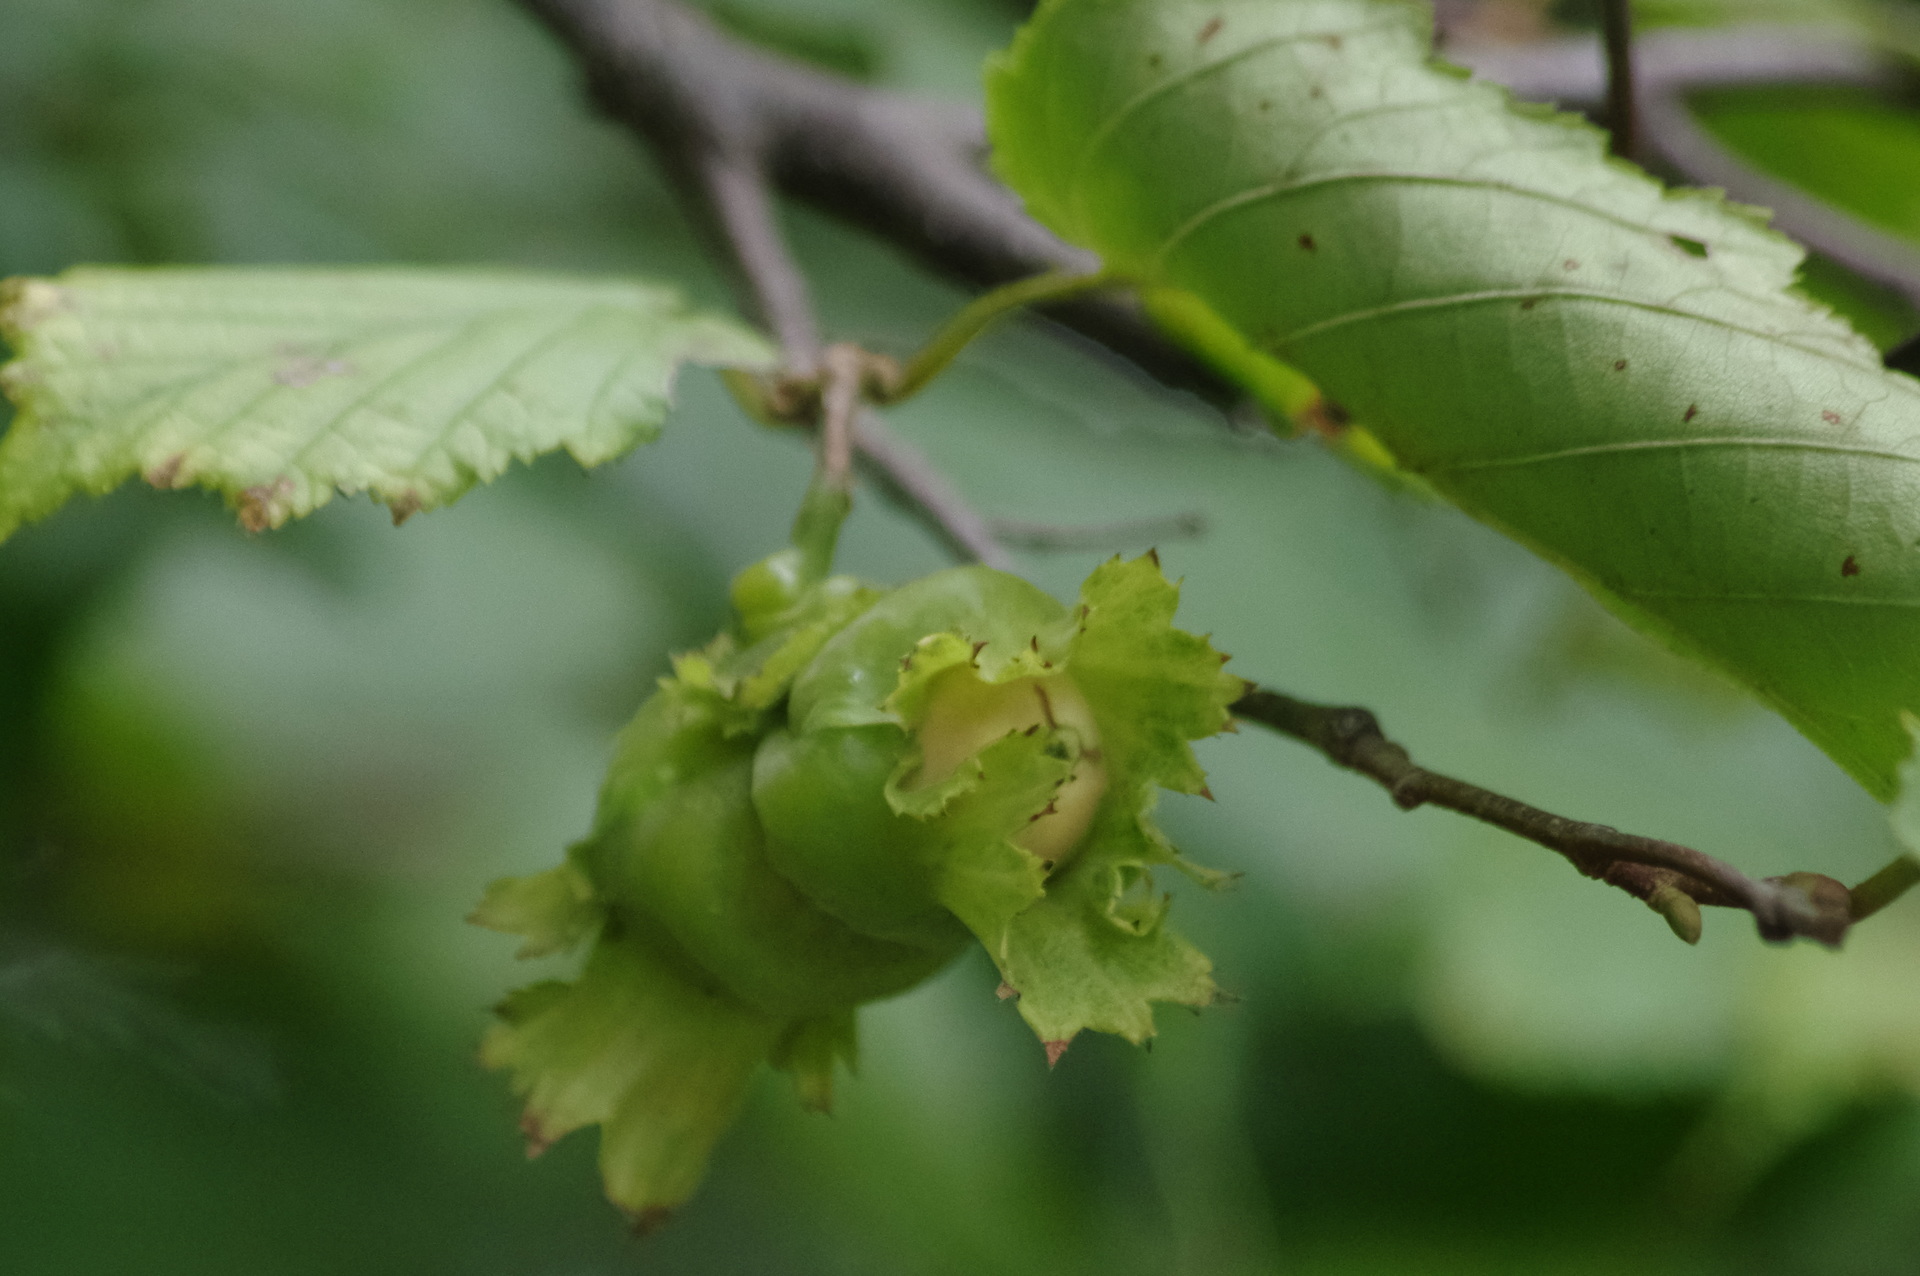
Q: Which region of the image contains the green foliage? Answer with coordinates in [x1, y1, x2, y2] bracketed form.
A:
[0, 267, 772, 539]
[13, 0, 1920, 1265]
[986, 0, 1920, 799]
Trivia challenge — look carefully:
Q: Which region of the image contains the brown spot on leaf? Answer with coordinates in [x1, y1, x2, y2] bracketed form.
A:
[996, 981, 1019, 1001]
[1613, 359, 1627, 372]
[1028, 798, 1060, 822]
[1044, 1039, 1071, 1068]
[1822, 409, 1843, 425]
[1198, 15, 1222, 43]
[1299, 394, 1351, 436]
[1147, 52, 1163, 69]
[1324, 33, 1343, 50]
[1261, 96, 1276, 109]
[2, 279, 73, 329]
[970, 640, 989, 661]
[144, 452, 189, 489]
[1683, 404, 1699, 423]
[1199, 785, 1215, 802]
[1842, 554, 1861, 577]
[1562, 258, 1579, 271]
[274, 354, 354, 388]
[1298, 232, 1316, 251]
[235, 477, 295, 533]
[1030, 635, 1040, 652]
[1519, 299, 1537, 311]
[388, 490, 423, 526]
[1146, 546, 1161, 568]
[629, 1207, 675, 1238]
[520, 1113, 553, 1159]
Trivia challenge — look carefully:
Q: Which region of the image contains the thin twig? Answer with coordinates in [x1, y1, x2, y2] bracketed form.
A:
[989, 512, 1207, 553]
[851, 414, 1013, 571]
[1448, 24, 1920, 313]
[815, 343, 862, 491]
[1230, 686, 1898, 946]
[1600, 0, 1637, 161]
[693, 152, 821, 373]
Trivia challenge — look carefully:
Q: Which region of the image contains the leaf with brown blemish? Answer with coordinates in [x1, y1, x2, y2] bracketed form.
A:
[0, 267, 774, 542]
[989, 0, 1920, 798]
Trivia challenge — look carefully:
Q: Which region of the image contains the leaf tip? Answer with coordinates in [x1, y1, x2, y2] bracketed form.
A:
[1043, 1037, 1071, 1069]
[389, 490, 424, 527]
[144, 453, 189, 490]
[235, 477, 295, 533]
[627, 1206, 675, 1239]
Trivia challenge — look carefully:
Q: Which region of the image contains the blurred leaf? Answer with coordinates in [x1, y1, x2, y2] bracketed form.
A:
[1693, 84, 1920, 246]
[0, 267, 773, 538]
[0, 947, 277, 1106]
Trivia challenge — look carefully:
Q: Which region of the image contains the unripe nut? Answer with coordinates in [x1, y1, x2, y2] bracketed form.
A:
[906, 666, 1106, 867]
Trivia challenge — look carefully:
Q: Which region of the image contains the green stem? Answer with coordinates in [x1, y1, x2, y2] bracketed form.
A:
[789, 475, 851, 585]
[881, 269, 1118, 405]
[1849, 853, 1920, 921]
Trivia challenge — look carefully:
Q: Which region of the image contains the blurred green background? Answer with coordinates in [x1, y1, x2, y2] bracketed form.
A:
[6, 0, 1920, 1272]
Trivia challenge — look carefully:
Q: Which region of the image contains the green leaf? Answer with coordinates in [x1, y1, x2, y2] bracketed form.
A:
[987, 0, 1920, 798]
[993, 814, 1218, 1047]
[469, 855, 602, 960]
[480, 935, 782, 1225]
[1068, 554, 1244, 796]
[0, 267, 774, 539]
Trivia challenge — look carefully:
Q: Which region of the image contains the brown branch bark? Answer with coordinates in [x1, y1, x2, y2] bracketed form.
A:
[514, 0, 1234, 407]
[1230, 687, 1915, 947]
[1600, 0, 1637, 161]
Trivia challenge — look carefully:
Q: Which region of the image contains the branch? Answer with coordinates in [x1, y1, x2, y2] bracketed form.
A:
[988, 511, 1207, 553]
[1447, 25, 1920, 313]
[851, 413, 1014, 571]
[1600, 0, 1637, 161]
[515, 0, 1236, 408]
[1230, 686, 1920, 946]
[518, 0, 1025, 565]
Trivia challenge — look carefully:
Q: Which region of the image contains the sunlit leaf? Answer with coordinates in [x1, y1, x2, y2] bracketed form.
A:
[0, 267, 774, 538]
[987, 0, 1920, 798]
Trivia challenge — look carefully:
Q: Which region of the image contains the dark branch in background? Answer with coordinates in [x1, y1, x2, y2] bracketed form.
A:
[1448, 25, 1920, 317]
[517, 0, 1031, 559]
[851, 414, 1013, 570]
[989, 511, 1208, 553]
[516, 0, 1235, 408]
[692, 152, 821, 371]
[1600, 0, 1636, 160]
[1232, 688, 1917, 946]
